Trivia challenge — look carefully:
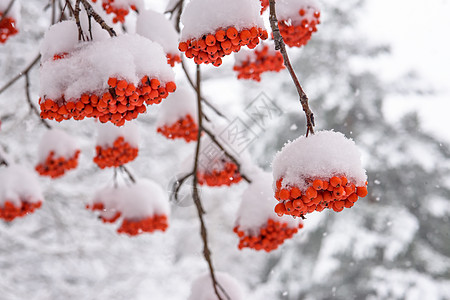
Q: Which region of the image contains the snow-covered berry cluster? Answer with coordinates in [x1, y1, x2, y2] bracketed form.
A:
[233, 43, 284, 81]
[272, 130, 368, 218]
[87, 179, 170, 236]
[94, 136, 138, 168]
[39, 23, 175, 126]
[276, 0, 320, 48]
[0, 0, 20, 43]
[35, 129, 80, 179]
[179, 0, 267, 66]
[0, 165, 44, 222]
[157, 114, 198, 143]
[198, 161, 242, 187]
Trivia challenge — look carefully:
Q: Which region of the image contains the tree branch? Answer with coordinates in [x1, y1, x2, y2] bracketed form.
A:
[268, 0, 315, 136]
[0, 55, 40, 95]
[25, 74, 52, 129]
[119, 165, 136, 184]
[170, 171, 194, 203]
[192, 65, 230, 300]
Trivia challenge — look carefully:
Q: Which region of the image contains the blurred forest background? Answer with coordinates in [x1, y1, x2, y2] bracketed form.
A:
[0, 0, 449, 299]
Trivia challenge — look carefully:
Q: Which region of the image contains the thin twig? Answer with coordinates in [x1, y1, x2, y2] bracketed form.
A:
[192, 65, 230, 300]
[200, 126, 251, 184]
[25, 74, 52, 129]
[74, 0, 85, 41]
[79, 0, 116, 37]
[119, 165, 136, 184]
[180, 57, 230, 121]
[268, 0, 315, 136]
[171, 171, 194, 203]
[0, 0, 15, 24]
[0, 55, 40, 95]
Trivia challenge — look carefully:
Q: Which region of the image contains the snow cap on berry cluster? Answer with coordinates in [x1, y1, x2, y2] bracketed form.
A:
[180, 0, 265, 41]
[236, 171, 300, 234]
[272, 130, 367, 191]
[96, 122, 139, 148]
[156, 86, 197, 127]
[276, 0, 319, 22]
[0, 165, 43, 207]
[188, 272, 244, 300]
[40, 34, 174, 100]
[37, 129, 79, 164]
[136, 9, 179, 56]
[91, 179, 170, 220]
[0, 0, 21, 22]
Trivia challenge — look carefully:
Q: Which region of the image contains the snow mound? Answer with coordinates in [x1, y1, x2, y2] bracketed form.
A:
[37, 129, 79, 163]
[272, 130, 367, 191]
[188, 272, 245, 300]
[40, 33, 174, 100]
[276, 0, 320, 22]
[0, 165, 43, 207]
[236, 171, 299, 234]
[156, 86, 197, 127]
[92, 179, 170, 220]
[96, 122, 139, 148]
[136, 9, 179, 56]
[180, 0, 265, 41]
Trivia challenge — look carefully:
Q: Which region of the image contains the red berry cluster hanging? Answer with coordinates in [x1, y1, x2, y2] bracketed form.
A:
[39, 30, 176, 126]
[276, 0, 320, 47]
[179, 26, 268, 66]
[0, 11, 18, 43]
[198, 161, 242, 187]
[233, 43, 284, 81]
[0, 165, 44, 222]
[91, 0, 138, 23]
[94, 137, 138, 168]
[166, 54, 181, 67]
[272, 130, 368, 218]
[274, 176, 368, 218]
[35, 129, 80, 179]
[234, 219, 302, 252]
[36, 150, 80, 178]
[156, 86, 199, 143]
[87, 179, 170, 236]
[260, 0, 269, 14]
[157, 114, 198, 142]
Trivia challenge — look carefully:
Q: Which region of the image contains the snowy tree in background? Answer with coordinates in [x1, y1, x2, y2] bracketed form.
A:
[0, 0, 449, 299]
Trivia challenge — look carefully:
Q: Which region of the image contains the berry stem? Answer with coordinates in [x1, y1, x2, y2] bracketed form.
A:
[268, 0, 315, 136]
[192, 65, 230, 300]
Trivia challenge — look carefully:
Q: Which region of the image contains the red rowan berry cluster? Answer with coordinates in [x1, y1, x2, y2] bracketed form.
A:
[157, 114, 198, 143]
[91, 0, 137, 23]
[274, 176, 368, 218]
[117, 215, 168, 236]
[278, 8, 320, 47]
[166, 53, 181, 67]
[35, 150, 80, 178]
[234, 219, 303, 252]
[86, 202, 121, 223]
[94, 136, 138, 169]
[260, 0, 269, 14]
[234, 44, 284, 81]
[0, 200, 42, 222]
[39, 76, 176, 126]
[179, 26, 268, 66]
[0, 12, 18, 43]
[197, 161, 242, 187]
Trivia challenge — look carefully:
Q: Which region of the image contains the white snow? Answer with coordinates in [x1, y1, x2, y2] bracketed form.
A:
[156, 86, 197, 127]
[276, 0, 320, 23]
[91, 179, 170, 220]
[40, 33, 174, 101]
[37, 129, 79, 163]
[188, 272, 245, 300]
[180, 0, 265, 41]
[235, 171, 300, 234]
[272, 130, 367, 191]
[0, 0, 20, 22]
[234, 41, 278, 65]
[0, 164, 43, 206]
[135, 9, 179, 56]
[96, 122, 139, 148]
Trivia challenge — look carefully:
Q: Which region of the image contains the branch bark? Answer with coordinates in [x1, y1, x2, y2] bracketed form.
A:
[268, 0, 315, 136]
